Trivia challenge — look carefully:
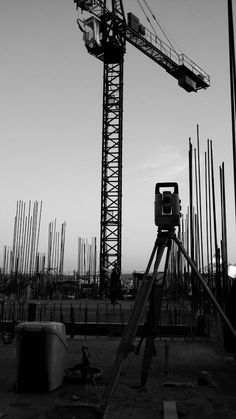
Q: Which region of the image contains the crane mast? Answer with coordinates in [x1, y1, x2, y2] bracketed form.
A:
[74, 0, 126, 288]
[74, 0, 210, 287]
[99, 2, 126, 288]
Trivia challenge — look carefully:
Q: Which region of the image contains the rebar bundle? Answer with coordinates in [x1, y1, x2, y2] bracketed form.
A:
[77, 237, 97, 280]
[46, 220, 66, 275]
[169, 127, 230, 313]
[3, 201, 43, 275]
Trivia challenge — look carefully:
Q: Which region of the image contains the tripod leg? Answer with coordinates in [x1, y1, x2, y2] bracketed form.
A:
[163, 240, 172, 290]
[140, 282, 163, 387]
[140, 240, 172, 387]
[173, 235, 236, 340]
[100, 235, 168, 411]
[135, 242, 172, 356]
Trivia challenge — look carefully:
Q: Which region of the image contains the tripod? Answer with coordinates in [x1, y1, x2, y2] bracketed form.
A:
[100, 226, 236, 411]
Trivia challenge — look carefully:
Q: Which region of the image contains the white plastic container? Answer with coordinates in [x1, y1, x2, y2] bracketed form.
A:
[16, 321, 67, 392]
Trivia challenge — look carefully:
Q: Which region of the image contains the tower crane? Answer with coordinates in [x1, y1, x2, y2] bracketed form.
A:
[73, 0, 210, 288]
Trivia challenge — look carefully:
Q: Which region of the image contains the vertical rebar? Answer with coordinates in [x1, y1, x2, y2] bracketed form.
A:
[210, 140, 221, 303]
[205, 152, 210, 280]
[220, 163, 229, 301]
[197, 125, 204, 273]
[35, 201, 43, 273]
[227, 0, 236, 219]
[207, 140, 213, 277]
[210, 141, 218, 258]
[194, 148, 200, 270]
[189, 138, 196, 311]
[189, 139, 194, 263]
[78, 237, 81, 276]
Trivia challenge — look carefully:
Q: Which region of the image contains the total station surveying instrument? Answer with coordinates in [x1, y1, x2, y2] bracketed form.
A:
[100, 182, 236, 412]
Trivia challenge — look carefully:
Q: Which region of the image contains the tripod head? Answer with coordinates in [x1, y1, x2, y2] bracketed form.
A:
[155, 182, 181, 229]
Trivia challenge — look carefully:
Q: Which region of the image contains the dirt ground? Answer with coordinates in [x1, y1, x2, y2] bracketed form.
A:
[0, 335, 236, 419]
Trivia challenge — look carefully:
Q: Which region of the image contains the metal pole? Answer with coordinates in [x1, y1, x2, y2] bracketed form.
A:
[207, 140, 213, 277]
[173, 235, 236, 340]
[227, 0, 236, 219]
[14, 200, 21, 273]
[197, 125, 204, 273]
[78, 237, 81, 276]
[205, 152, 210, 280]
[24, 201, 31, 274]
[210, 141, 218, 257]
[47, 222, 52, 271]
[94, 236, 97, 280]
[11, 201, 18, 273]
[210, 140, 221, 303]
[3, 246, 6, 275]
[26, 209, 31, 274]
[29, 201, 36, 275]
[220, 163, 229, 300]
[222, 163, 228, 273]
[194, 148, 200, 270]
[59, 222, 66, 275]
[189, 139, 196, 311]
[186, 207, 190, 275]
[19, 202, 26, 273]
[189, 139, 194, 263]
[35, 201, 43, 273]
[21, 205, 28, 274]
[52, 219, 57, 271]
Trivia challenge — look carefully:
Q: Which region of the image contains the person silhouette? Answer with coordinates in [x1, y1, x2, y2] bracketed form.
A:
[110, 263, 119, 304]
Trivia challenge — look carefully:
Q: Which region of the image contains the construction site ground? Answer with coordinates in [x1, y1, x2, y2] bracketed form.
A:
[0, 327, 236, 419]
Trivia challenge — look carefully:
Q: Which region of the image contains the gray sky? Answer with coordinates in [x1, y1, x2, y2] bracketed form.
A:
[0, 0, 235, 273]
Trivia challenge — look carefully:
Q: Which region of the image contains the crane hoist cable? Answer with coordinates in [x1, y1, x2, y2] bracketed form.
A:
[137, 0, 158, 37]
[138, 0, 182, 56]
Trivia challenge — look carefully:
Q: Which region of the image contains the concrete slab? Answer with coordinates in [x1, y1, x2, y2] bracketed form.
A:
[0, 336, 236, 418]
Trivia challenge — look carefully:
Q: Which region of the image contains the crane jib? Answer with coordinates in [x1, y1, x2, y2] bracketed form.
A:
[74, 1, 210, 92]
